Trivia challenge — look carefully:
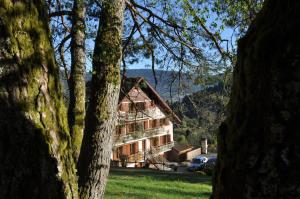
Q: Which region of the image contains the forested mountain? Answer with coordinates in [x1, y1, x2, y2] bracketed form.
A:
[171, 82, 228, 150]
[61, 68, 204, 102]
[87, 69, 203, 100]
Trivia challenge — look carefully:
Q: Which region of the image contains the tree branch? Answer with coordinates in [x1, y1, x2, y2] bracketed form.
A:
[49, 10, 72, 18]
[58, 34, 72, 87]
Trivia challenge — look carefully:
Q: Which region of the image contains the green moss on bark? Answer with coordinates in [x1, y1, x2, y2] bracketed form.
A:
[0, 1, 78, 198]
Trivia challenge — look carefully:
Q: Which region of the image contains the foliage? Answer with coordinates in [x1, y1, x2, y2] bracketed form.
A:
[48, 0, 264, 92]
[177, 134, 188, 144]
[172, 81, 228, 148]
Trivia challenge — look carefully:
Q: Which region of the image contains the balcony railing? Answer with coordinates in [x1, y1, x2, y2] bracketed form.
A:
[118, 108, 158, 121]
[148, 142, 175, 155]
[114, 126, 169, 144]
[127, 152, 143, 162]
[114, 142, 175, 163]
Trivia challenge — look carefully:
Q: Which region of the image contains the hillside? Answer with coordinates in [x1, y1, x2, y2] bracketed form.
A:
[61, 69, 203, 100]
[85, 69, 202, 100]
[171, 83, 228, 149]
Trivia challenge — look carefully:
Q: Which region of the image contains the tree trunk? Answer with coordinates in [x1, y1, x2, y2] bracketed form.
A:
[212, 0, 300, 198]
[69, 0, 86, 161]
[0, 1, 78, 198]
[77, 0, 125, 199]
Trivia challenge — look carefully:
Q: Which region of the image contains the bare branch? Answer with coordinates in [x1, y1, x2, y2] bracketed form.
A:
[184, 1, 233, 62]
[49, 10, 72, 18]
[126, 0, 198, 52]
[58, 34, 72, 86]
[129, 9, 159, 89]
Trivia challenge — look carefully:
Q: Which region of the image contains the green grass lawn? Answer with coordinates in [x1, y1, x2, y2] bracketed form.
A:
[105, 168, 212, 199]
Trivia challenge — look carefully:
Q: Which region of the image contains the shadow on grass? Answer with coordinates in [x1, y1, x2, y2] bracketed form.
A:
[109, 168, 212, 185]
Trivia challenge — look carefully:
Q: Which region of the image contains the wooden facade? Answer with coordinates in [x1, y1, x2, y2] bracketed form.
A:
[112, 78, 180, 164]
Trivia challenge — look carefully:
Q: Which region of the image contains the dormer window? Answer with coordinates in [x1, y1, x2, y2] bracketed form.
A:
[129, 102, 145, 112]
[136, 102, 145, 111]
[119, 103, 129, 112]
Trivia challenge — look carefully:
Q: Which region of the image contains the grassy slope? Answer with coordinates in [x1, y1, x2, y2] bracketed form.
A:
[105, 168, 212, 199]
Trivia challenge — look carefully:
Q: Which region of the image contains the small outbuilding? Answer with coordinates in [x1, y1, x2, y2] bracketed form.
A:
[166, 143, 194, 162]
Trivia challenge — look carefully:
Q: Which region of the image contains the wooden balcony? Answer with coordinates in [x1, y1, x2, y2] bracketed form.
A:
[149, 142, 175, 155]
[113, 142, 175, 163]
[118, 108, 157, 122]
[114, 127, 169, 144]
[127, 152, 143, 162]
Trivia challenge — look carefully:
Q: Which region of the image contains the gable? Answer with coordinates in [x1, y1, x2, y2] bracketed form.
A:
[120, 87, 151, 103]
[119, 77, 181, 124]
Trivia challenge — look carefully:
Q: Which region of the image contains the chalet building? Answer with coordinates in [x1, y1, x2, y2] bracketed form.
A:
[111, 77, 181, 165]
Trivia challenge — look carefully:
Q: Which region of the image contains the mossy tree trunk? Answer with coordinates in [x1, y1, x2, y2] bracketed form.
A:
[0, 1, 78, 198]
[77, 0, 125, 198]
[212, 0, 300, 198]
[69, 0, 86, 161]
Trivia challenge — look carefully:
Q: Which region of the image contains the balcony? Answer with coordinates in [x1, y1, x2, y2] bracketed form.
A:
[113, 142, 175, 163]
[118, 111, 145, 121]
[114, 126, 169, 144]
[127, 152, 143, 162]
[133, 142, 174, 162]
[149, 142, 175, 155]
[118, 108, 160, 122]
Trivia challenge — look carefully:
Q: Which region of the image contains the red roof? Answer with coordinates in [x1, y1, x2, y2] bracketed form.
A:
[173, 143, 193, 154]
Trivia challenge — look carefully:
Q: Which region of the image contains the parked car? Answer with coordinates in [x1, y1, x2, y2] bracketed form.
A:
[187, 156, 208, 172]
[202, 157, 217, 175]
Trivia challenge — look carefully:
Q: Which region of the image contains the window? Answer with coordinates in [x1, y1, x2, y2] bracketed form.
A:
[151, 137, 159, 147]
[148, 120, 153, 129]
[127, 123, 135, 133]
[167, 134, 171, 143]
[129, 103, 135, 112]
[130, 143, 136, 155]
[161, 135, 167, 145]
[117, 146, 123, 158]
[136, 102, 145, 111]
[153, 119, 160, 128]
[153, 120, 157, 128]
[135, 122, 144, 131]
[144, 121, 148, 130]
[129, 102, 145, 112]
[142, 140, 146, 151]
[119, 103, 129, 112]
[116, 125, 125, 135]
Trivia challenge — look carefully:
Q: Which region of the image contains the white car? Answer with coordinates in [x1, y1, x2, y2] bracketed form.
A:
[187, 156, 208, 171]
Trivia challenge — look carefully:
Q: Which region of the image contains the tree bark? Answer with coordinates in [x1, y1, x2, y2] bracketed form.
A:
[212, 0, 300, 198]
[0, 1, 78, 198]
[69, 0, 86, 161]
[77, 0, 125, 199]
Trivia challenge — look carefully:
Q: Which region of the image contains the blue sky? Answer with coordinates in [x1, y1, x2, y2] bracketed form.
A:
[53, 1, 238, 73]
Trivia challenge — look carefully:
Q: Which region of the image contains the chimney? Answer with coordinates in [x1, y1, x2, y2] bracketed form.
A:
[201, 138, 208, 154]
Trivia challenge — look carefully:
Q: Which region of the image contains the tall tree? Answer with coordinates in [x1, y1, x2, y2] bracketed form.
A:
[0, 1, 78, 198]
[77, 0, 125, 198]
[212, 0, 300, 198]
[69, 0, 86, 160]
